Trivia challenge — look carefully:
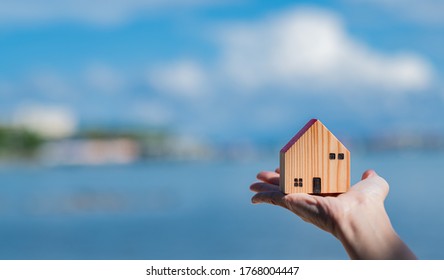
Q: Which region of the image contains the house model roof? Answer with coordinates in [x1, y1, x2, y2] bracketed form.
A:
[280, 118, 318, 153]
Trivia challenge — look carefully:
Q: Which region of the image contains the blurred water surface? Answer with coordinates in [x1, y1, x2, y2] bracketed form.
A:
[0, 151, 442, 259]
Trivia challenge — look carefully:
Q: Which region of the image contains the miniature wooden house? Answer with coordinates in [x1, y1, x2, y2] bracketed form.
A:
[280, 119, 350, 195]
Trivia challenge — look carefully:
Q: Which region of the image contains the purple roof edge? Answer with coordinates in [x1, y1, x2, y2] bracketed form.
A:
[280, 119, 318, 153]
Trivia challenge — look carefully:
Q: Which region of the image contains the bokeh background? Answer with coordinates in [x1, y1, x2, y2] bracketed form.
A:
[0, 0, 444, 259]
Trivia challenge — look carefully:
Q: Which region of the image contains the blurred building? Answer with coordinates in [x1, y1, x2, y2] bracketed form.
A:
[39, 138, 140, 166]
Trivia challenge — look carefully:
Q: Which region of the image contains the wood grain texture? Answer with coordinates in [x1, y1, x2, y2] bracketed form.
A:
[280, 120, 350, 194]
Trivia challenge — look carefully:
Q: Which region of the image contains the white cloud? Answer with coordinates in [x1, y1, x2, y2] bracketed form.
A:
[147, 60, 208, 97]
[13, 103, 77, 139]
[350, 0, 444, 25]
[217, 7, 434, 93]
[0, 0, 223, 26]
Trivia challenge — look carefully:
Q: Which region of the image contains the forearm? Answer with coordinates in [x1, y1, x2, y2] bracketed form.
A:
[334, 202, 416, 260]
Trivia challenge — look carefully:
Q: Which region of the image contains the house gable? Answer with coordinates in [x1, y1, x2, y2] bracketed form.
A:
[280, 118, 318, 153]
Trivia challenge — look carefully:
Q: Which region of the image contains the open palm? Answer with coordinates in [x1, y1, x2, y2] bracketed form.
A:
[250, 169, 389, 237]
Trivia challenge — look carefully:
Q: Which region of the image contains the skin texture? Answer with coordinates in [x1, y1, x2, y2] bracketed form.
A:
[250, 168, 417, 260]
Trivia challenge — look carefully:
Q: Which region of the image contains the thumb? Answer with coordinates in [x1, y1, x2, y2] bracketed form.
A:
[353, 169, 389, 200]
[361, 169, 377, 180]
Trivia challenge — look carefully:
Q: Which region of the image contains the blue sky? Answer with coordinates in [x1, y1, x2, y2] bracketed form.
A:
[0, 0, 443, 142]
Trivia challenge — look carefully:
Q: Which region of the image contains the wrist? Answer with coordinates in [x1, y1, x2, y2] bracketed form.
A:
[334, 199, 415, 259]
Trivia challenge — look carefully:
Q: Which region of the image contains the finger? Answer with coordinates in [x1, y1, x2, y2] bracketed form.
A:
[352, 170, 389, 199]
[361, 169, 376, 180]
[250, 182, 280, 193]
[256, 171, 280, 185]
[275, 167, 280, 174]
[251, 191, 286, 208]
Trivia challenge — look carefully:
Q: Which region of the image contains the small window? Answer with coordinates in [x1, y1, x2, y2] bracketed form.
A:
[329, 153, 336, 160]
[338, 153, 344, 160]
[294, 178, 303, 187]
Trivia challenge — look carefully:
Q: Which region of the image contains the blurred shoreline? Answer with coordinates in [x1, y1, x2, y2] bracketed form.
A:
[1, 124, 444, 167]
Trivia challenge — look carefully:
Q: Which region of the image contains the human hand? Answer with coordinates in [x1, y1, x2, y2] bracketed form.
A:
[250, 168, 416, 259]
